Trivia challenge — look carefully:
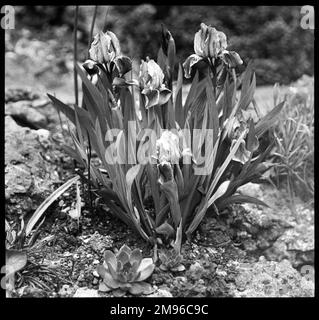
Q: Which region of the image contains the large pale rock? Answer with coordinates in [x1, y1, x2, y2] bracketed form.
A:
[5, 116, 60, 216]
[5, 100, 48, 129]
[73, 287, 100, 298]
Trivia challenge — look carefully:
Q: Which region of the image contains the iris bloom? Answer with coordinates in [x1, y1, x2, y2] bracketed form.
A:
[183, 23, 243, 78]
[139, 58, 171, 109]
[87, 31, 131, 76]
[156, 131, 181, 164]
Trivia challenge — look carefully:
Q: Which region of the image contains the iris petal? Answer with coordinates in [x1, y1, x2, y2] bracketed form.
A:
[113, 55, 132, 76]
[182, 54, 203, 78]
[145, 89, 160, 109]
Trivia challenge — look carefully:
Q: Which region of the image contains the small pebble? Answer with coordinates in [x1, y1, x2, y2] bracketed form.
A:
[93, 270, 100, 278]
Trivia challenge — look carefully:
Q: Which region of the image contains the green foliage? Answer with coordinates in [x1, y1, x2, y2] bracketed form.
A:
[48, 21, 284, 247]
[97, 245, 155, 296]
[5, 219, 28, 297]
[270, 76, 314, 205]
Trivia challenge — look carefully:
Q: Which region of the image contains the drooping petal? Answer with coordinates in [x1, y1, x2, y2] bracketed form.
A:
[135, 258, 155, 281]
[145, 89, 160, 109]
[112, 77, 139, 87]
[220, 50, 243, 68]
[158, 88, 172, 106]
[128, 282, 154, 295]
[82, 59, 100, 75]
[113, 55, 132, 76]
[182, 54, 203, 78]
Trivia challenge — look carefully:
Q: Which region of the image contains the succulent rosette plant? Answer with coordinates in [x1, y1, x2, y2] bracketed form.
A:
[159, 248, 185, 272]
[183, 22, 243, 78]
[97, 245, 155, 296]
[139, 58, 172, 109]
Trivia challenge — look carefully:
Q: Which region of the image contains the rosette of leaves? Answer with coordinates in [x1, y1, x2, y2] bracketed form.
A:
[159, 248, 185, 272]
[158, 219, 184, 272]
[97, 245, 155, 296]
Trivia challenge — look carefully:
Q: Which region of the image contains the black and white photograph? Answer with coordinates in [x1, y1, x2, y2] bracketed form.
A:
[2, 4, 315, 303]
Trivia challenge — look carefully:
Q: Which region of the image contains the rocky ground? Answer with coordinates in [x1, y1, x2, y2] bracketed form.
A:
[4, 27, 314, 298]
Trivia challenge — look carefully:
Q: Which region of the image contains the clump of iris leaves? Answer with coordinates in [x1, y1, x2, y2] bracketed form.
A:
[5, 17, 285, 297]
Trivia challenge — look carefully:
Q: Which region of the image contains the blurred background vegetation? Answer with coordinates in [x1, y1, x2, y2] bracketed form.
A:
[10, 5, 314, 86]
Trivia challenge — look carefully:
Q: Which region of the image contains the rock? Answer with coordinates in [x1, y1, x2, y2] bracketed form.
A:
[189, 261, 204, 273]
[175, 276, 187, 283]
[58, 284, 73, 297]
[237, 183, 263, 199]
[5, 101, 48, 129]
[31, 98, 50, 108]
[5, 88, 39, 103]
[77, 273, 85, 282]
[149, 288, 173, 297]
[230, 257, 314, 297]
[73, 287, 100, 298]
[36, 129, 51, 148]
[263, 214, 314, 268]
[5, 116, 60, 216]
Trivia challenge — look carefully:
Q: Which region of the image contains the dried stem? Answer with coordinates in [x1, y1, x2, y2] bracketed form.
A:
[73, 6, 79, 106]
[87, 6, 98, 58]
